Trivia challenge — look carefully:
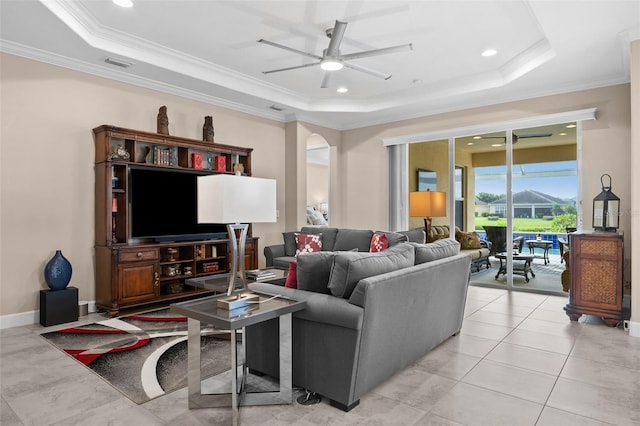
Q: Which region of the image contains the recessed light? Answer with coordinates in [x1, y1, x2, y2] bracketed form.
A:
[491, 143, 502, 147]
[467, 142, 474, 146]
[473, 136, 482, 140]
[481, 49, 497, 57]
[113, 0, 133, 7]
[336, 87, 348, 94]
[566, 124, 577, 128]
[559, 132, 567, 136]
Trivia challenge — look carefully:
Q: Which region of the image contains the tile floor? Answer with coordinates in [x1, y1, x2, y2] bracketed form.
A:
[2, 286, 639, 425]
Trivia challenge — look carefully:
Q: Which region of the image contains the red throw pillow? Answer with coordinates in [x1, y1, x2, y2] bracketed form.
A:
[295, 233, 322, 255]
[370, 233, 389, 252]
[285, 261, 297, 289]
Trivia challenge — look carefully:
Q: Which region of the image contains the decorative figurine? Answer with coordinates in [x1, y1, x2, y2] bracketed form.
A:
[203, 116, 214, 142]
[233, 163, 244, 174]
[111, 144, 130, 161]
[157, 106, 169, 135]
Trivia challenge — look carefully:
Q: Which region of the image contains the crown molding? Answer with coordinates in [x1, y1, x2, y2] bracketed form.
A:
[382, 108, 597, 146]
[0, 40, 288, 123]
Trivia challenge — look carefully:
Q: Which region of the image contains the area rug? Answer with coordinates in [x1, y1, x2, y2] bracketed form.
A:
[40, 308, 234, 404]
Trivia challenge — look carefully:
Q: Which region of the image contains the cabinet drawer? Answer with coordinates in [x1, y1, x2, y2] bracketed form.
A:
[119, 248, 159, 262]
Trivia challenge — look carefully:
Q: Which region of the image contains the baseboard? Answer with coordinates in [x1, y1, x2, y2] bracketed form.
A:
[0, 301, 97, 330]
[628, 320, 640, 338]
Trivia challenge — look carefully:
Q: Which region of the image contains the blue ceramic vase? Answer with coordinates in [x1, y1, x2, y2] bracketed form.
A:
[44, 250, 72, 290]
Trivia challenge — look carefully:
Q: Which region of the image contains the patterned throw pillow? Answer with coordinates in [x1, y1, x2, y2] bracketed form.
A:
[431, 234, 450, 241]
[455, 230, 482, 249]
[369, 233, 389, 252]
[295, 233, 322, 255]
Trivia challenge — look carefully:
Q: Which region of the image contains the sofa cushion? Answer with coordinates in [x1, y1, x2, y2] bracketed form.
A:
[283, 232, 297, 256]
[333, 229, 374, 252]
[410, 239, 460, 264]
[464, 247, 490, 260]
[369, 233, 388, 252]
[398, 229, 426, 243]
[327, 243, 415, 299]
[455, 230, 482, 249]
[301, 227, 338, 251]
[375, 231, 409, 247]
[431, 234, 450, 241]
[295, 233, 322, 255]
[272, 256, 296, 270]
[296, 252, 335, 294]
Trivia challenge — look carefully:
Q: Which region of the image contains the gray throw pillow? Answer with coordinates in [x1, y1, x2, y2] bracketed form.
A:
[375, 230, 409, 247]
[301, 227, 338, 251]
[398, 229, 426, 243]
[327, 243, 415, 299]
[333, 229, 374, 252]
[410, 239, 460, 264]
[283, 232, 297, 256]
[296, 252, 335, 294]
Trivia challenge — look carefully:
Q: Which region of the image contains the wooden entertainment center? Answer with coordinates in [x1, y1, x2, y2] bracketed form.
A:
[93, 125, 258, 316]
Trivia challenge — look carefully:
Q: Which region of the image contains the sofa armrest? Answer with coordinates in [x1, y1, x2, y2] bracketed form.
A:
[248, 282, 363, 330]
[264, 244, 286, 267]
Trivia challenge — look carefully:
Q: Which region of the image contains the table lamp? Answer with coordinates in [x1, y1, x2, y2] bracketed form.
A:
[409, 190, 446, 242]
[197, 174, 277, 308]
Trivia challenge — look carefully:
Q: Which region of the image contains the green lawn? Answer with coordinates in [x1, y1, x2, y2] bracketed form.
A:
[473, 217, 557, 232]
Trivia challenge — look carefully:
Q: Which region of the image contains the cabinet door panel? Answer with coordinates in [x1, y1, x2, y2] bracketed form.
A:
[118, 261, 158, 304]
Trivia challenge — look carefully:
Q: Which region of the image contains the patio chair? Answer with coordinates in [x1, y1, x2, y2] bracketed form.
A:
[483, 226, 506, 256]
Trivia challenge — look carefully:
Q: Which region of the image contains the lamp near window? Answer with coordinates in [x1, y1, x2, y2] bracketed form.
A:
[410, 190, 446, 242]
[197, 174, 276, 307]
[592, 173, 620, 232]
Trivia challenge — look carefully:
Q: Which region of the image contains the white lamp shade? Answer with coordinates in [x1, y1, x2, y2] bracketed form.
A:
[197, 175, 277, 224]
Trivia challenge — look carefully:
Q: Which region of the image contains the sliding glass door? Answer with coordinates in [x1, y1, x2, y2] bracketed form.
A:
[453, 124, 576, 294]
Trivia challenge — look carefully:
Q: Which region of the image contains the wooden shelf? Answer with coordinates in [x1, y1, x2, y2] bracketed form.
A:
[93, 125, 258, 317]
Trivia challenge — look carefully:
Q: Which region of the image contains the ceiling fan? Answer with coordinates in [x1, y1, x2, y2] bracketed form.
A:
[258, 20, 413, 88]
[481, 132, 553, 143]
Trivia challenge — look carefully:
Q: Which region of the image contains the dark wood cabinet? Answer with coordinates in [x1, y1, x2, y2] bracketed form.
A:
[94, 125, 258, 316]
[564, 231, 625, 327]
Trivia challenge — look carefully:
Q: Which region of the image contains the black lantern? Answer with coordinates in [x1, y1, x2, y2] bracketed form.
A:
[592, 174, 620, 232]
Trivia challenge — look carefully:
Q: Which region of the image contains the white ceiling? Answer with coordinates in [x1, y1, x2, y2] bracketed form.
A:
[1, 1, 638, 130]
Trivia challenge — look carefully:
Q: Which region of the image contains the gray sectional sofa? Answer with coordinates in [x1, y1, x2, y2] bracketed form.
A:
[264, 226, 426, 269]
[246, 237, 471, 412]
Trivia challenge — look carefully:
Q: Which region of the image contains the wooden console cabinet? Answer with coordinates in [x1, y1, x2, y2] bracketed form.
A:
[564, 231, 624, 327]
[94, 125, 258, 316]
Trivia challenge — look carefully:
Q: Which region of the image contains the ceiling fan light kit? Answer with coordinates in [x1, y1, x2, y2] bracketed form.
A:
[320, 58, 343, 71]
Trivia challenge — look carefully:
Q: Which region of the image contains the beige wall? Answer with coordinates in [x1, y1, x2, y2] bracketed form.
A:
[630, 39, 639, 336]
[306, 163, 329, 208]
[0, 54, 287, 316]
[0, 52, 635, 326]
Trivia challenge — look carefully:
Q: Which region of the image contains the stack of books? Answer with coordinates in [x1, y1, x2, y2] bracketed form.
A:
[246, 269, 278, 281]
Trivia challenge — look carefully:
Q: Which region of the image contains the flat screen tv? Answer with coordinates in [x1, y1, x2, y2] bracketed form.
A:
[129, 166, 227, 242]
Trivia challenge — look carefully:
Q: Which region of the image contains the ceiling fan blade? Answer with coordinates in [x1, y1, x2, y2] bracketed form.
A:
[343, 62, 391, 80]
[342, 43, 413, 61]
[320, 72, 332, 88]
[257, 39, 322, 61]
[516, 133, 553, 139]
[326, 20, 347, 55]
[262, 61, 321, 74]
